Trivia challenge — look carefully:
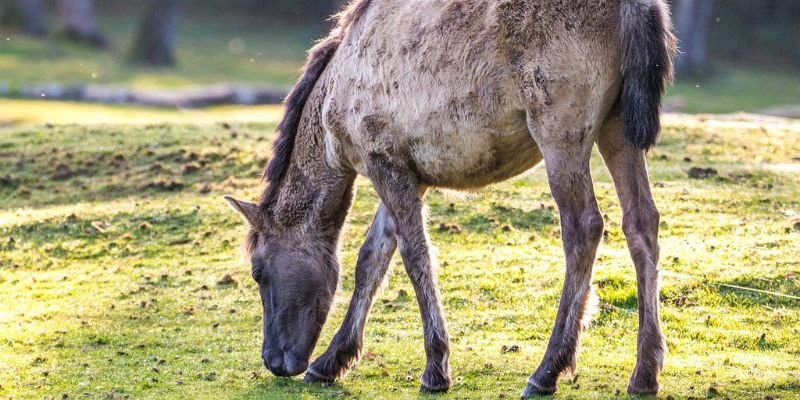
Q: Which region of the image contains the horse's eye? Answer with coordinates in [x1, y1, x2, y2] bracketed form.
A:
[251, 258, 266, 284]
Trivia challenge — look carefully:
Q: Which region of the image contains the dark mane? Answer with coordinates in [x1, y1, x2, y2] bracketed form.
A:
[245, 228, 259, 256]
[258, 0, 373, 210]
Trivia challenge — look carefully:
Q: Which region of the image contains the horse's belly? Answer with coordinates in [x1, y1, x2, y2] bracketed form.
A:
[323, 69, 543, 189]
[407, 114, 542, 189]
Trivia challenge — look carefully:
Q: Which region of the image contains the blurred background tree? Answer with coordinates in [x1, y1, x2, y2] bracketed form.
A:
[130, 0, 182, 66]
[708, 0, 800, 68]
[672, 0, 715, 77]
[8, 0, 48, 37]
[57, 0, 107, 47]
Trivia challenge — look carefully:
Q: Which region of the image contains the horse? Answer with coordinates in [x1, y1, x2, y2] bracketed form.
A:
[224, 0, 677, 396]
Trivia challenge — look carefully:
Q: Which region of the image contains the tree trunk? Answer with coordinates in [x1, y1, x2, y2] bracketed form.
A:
[57, 0, 108, 48]
[673, 0, 715, 76]
[10, 0, 47, 37]
[130, 0, 181, 67]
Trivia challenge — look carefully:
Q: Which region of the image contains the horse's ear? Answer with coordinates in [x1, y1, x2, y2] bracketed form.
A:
[224, 196, 265, 230]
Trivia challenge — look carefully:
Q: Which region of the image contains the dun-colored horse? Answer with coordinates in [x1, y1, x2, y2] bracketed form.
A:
[225, 0, 676, 396]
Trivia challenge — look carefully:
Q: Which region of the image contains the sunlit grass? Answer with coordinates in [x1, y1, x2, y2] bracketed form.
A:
[0, 99, 283, 125]
[0, 113, 798, 399]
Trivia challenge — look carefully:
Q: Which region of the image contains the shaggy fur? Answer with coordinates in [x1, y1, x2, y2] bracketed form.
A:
[260, 0, 374, 211]
[227, 0, 676, 396]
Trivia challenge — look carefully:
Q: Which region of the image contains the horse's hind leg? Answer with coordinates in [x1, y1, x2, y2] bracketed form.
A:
[521, 109, 605, 397]
[597, 108, 664, 395]
[305, 203, 397, 384]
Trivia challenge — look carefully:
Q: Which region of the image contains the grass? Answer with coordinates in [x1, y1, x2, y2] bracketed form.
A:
[1, 103, 799, 399]
[0, 99, 283, 125]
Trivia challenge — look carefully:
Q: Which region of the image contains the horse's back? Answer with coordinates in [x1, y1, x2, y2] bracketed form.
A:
[321, 0, 623, 188]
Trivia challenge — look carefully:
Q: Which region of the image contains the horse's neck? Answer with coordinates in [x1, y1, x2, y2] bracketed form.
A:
[270, 95, 355, 239]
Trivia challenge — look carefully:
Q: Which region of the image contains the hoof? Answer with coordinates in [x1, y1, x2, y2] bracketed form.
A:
[627, 383, 659, 396]
[420, 383, 450, 394]
[521, 379, 557, 398]
[420, 373, 452, 394]
[628, 370, 659, 396]
[303, 366, 335, 386]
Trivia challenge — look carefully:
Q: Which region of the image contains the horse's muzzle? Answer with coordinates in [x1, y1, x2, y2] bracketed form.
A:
[263, 351, 308, 377]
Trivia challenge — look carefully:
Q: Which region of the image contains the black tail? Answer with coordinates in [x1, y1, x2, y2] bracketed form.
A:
[620, 0, 677, 150]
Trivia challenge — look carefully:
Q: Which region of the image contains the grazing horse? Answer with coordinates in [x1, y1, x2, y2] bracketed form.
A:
[225, 0, 676, 396]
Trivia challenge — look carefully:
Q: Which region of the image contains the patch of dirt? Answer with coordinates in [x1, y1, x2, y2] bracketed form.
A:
[144, 180, 184, 192]
[500, 344, 520, 354]
[0, 174, 16, 188]
[181, 163, 200, 175]
[216, 273, 237, 287]
[51, 164, 74, 180]
[437, 222, 462, 234]
[688, 167, 718, 179]
[182, 152, 199, 162]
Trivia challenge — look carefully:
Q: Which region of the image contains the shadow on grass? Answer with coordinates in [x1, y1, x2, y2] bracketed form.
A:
[242, 378, 355, 399]
[0, 205, 240, 272]
[0, 124, 269, 211]
[716, 273, 800, 309]
[452, 203, 557, 234]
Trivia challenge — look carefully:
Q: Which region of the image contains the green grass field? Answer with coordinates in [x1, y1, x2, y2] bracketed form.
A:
[1, 105, 799, 399]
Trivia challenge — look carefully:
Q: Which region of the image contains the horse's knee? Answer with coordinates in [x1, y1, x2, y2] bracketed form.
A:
[582, 210, 605, 244]
[356, 241, 375, 264]
[622, 205, 659, 245]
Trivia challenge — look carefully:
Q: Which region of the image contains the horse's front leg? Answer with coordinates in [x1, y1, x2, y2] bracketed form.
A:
[366, 154, 452, 393]
[305, 203, 397, 384]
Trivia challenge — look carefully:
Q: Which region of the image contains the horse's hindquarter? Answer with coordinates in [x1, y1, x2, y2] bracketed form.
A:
[321, 0, 621, 189]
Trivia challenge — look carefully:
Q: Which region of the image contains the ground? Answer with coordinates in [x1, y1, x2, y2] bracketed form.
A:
[1, 102, 799, 399]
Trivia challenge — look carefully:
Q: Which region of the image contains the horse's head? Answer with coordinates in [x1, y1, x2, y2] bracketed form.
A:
[225, 196, 338, 377]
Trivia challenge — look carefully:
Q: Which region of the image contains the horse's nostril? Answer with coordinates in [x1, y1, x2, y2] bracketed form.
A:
[282, 354, 309, 377]
[262, 349, 308, 377]
[265, 352, 286, 376]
